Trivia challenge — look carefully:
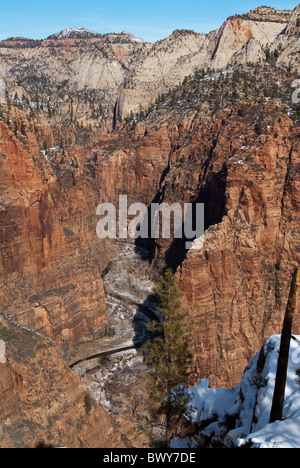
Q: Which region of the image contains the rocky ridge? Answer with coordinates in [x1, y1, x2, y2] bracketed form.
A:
[1, 6, 298, 128]
[178, 106, 300, 386]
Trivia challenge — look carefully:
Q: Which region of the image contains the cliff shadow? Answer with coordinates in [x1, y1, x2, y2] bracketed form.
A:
[164, 164, 228, 271]
[132, 293, 159, 348]
[131, 165, 227, 350]
[164, 163, 228, 271]
[134, 163, 227, 273]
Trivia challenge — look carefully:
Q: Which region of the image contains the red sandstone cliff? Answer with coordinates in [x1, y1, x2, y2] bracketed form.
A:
[177, 108, 300, 387]
[0, 313, 125, 448]
[131, 98, 299, 387]
[0, 105, 177, 355]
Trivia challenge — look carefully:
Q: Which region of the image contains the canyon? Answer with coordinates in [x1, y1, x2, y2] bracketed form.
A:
[0, 5, 299, 447]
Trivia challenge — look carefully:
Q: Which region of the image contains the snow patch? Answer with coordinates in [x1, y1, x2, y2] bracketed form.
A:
[183, 335, 300, 448]
[189, 234, 205, 251]
[48, 27, 101, 40]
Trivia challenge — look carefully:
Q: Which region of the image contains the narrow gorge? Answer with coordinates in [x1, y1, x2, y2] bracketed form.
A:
[0, 4, 299, 448]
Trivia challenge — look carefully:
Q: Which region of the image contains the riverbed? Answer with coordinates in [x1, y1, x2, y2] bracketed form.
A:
[72, 242, 158, 416]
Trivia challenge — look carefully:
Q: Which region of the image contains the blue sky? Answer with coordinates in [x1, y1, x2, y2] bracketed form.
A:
[0, 0, 297, 42]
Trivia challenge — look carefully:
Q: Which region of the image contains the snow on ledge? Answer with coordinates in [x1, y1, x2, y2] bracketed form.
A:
[180, 335, 300, 449]
[189, 234, 205, 251]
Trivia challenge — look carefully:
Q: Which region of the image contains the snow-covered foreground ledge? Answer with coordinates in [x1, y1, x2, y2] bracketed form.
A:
[173, 335, 300, 448]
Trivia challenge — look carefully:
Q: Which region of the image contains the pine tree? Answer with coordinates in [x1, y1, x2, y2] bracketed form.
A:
[20, 122, 26, 136]
[141, 268, 196, 447]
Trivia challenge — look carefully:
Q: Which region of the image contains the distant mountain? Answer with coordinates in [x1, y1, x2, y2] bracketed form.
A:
[46, 27, 150, 43]
[47, 27, 103, 39]
[0, 5, 298, 126]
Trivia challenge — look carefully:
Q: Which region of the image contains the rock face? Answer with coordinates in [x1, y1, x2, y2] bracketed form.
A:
[0, 104, 176, 357]
[0, 313, 125, 448]
[0, 6, 295, 125]
[0, 32, 152, 127]
[208, 14, 286, 70]
[135, 92, 299, 387]
[270, 4, 300, 73]
[117, 30, 210, 118]
[232, 6, 300, 72]
[0, 111, 110, 357]
[119, 10, 290, 117]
